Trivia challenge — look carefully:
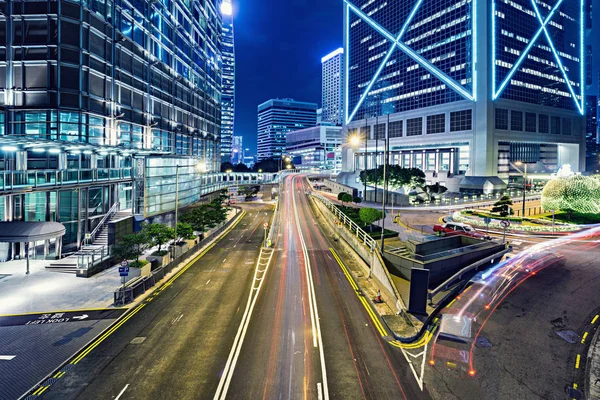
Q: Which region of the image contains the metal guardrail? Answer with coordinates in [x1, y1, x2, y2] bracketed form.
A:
[428, 247, 511, 300]
[81, 202, 120, 249]
[311, 193, 377, 251]
[114, 213, 240, 306]
[77, 245, 112, 270]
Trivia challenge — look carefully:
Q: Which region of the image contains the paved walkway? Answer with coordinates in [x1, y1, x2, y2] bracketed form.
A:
[0, 208, 240, 316]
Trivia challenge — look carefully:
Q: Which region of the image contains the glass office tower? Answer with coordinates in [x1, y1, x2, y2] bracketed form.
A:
[257, 98, 317, 160]
[342, 0, 586, 192]
[322, 48, 344, 126]
[0, 0, 222, 253]
[220, 0, 235, 163]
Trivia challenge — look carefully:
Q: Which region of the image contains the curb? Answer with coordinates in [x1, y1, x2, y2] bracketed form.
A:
[20, 209, 247, 400]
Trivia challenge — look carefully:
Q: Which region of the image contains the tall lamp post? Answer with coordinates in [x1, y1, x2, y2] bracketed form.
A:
[380, 114, 390, 252]
[364, 118, 368, 200]
[514, 161, 528, 217]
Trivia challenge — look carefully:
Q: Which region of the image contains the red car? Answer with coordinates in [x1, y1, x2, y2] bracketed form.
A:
[433, 222, 484, 239]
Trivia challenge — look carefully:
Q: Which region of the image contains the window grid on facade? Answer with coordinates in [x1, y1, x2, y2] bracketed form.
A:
[510, 111, 523, 131]
[525, 112, 537, 132]
[551, 116, 561, 135]
[495, 108, 508, 130]
[426, 114, 445, 134]
[539, 114, 549, 133]
[406, 117, 423, 136]
[449, 110, 472, 132]
[388, 120, 403, 138]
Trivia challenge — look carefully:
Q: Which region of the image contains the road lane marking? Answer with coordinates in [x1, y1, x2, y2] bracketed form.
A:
[329, 248, 387, 337]
[115, 384, 130, 400]
[0, 355, 16, 361]
[575, 354, 581, 369]
[581, 332, 588, 344]
[592, 315, 599, 324]
[292, 175, 329, 400]
[317, 382, 323, 400]
[213, 247, 275, 400]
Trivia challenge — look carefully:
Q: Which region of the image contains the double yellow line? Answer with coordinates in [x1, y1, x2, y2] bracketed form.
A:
[329, 248, 387, 337]
[72, 209, 246, 365]
[30, 210, 248, 396]
[390, 321, 438, 349]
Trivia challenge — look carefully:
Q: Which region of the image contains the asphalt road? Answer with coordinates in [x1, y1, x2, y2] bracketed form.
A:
[41, 203, 272, 400]
[426, 231, 600, 400]
[223, 174, 427, 400]
[39, 175, 430, 400]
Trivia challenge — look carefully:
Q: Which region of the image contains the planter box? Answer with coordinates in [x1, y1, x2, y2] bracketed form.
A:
[185, 239, 198, 249]
[128, 263, 152, 278]
[171, 243, 189, 258]
[146, 253, 170, 268]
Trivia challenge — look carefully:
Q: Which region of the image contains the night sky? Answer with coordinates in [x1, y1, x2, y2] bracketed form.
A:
[232, 0, 343, 156]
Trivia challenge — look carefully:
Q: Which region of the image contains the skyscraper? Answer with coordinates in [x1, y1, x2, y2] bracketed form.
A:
[231, 135, 244, 165]
[585, 0, 600, 170]
[257, 99, 318, 160]
[220, 0, 236, 162]
[322, 48, 345, 126]
[0, 0, 223, 255]
[342, 0, 586, 192]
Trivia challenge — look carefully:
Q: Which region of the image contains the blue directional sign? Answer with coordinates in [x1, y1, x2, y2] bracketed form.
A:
[118, 266, 129, 277]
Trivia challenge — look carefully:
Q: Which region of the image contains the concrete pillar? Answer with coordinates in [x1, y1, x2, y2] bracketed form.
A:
[15, 151, 27, 170]
[471, 0, 496, 177]
[58, 152, 67, 170]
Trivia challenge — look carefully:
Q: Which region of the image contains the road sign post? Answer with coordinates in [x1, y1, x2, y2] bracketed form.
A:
[483, 217, 492, 238]
[500, 220, 511, 244]
[119, 260, 129, 285]
[263, 222, 268, 246]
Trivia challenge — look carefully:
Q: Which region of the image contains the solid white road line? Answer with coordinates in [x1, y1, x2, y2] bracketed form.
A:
[115, 384, 130, 400]
[0, 355, 16, 361]
[291, 175, 329, 400]
[213, 248, 275, 400]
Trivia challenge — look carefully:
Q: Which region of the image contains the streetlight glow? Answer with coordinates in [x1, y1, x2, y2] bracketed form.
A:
[349, 134, 361, 147]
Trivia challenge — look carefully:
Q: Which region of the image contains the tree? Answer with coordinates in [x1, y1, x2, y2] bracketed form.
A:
[142, 223, 175, 254]
[233, 163, 250, 172]
[359, 207, 383, 231]
[542, 175, 600, 215]
[353, 196, 362, 204]
[341, 193, 353, 204]
[338, 192, 350, 202]
[491, 195, 513, 217]
[113, 232, 151, 263]
[220, 161, 234, 172]
[359, 165, 425, 191]
[181, 207, 209, 234]
[175, 222, 195, 243]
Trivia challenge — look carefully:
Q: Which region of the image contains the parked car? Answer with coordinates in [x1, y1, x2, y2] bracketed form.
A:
[433, 222, 484, 238]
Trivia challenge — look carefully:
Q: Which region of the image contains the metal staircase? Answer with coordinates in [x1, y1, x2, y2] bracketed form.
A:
[47, 203, 129, 274]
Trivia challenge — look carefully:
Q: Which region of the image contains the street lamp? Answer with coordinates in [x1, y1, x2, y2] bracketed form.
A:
[348, 130, 367, 199]
[514, 161, 528, 217]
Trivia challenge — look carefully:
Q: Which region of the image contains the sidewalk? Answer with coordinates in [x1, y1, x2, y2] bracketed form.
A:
[0, 208, 240, 316]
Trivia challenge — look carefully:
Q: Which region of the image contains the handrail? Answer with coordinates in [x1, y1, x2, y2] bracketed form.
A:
[428, 247, 511, 300]
[80, 201, 120, 249]
[311, 192, 377, 251]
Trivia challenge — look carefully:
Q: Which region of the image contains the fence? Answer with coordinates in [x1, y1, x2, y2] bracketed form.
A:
[311, 193, 377, 251]
[114, 211, 242, 305]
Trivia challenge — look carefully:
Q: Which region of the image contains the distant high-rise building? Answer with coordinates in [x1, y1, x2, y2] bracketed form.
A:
[220, 0, 236, 162]
[231, 135, 243, 164]
[585, 0, 600, 170]
[342, 0, 586, 192]
[317, 108, 323, 125]
[286, 125, 343, 172]
[257, 99, 318, 160]
[321, 48, 344, 126]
